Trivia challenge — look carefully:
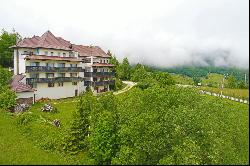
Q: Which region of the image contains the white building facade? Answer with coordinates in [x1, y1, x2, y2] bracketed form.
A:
[12, 31, 115, 101]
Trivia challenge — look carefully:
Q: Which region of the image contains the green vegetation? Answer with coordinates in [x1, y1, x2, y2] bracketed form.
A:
[64, 85, 248, 165]
[201, 73, 226, 87]
[1, 99, 94, 164]
[0, 110, 73, 165]
[171, 73, 194, 85]
[0, 66, 16, 110]
[158, 66, 248, 81]
[0, 83, 248, 165]
[0, 29, 21, 68]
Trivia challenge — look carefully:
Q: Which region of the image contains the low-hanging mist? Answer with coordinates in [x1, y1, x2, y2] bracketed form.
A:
[0, 0, 248, 68]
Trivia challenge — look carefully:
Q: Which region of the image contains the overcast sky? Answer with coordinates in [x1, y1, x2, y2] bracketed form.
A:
[0, 0, 249, 68]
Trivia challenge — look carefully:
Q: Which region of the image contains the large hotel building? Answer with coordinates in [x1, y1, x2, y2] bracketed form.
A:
[11, 31, 115, 103]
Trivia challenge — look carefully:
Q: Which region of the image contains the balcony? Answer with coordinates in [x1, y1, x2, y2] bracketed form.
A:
[84, 80, 115, 86]
[26, 66, 84, 73]
[84, 72, 115, 77]
[82, 58, 91, 63]
[26, 77, 84, 84]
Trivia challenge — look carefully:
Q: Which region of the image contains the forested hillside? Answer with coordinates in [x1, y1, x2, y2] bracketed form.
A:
[151, 65, 249, 83]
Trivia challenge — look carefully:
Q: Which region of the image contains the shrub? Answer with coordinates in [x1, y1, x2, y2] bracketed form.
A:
[0, 86, 16, 110]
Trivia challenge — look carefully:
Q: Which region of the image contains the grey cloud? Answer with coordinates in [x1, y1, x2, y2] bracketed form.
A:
[0, 0, 248, 68]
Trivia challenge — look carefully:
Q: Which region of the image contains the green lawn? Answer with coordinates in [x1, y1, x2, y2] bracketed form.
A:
[0, 110, 70, 164]
[171, 73, 194, 85]
[0, 97, 94, 165]
[201, 73, 227, 87]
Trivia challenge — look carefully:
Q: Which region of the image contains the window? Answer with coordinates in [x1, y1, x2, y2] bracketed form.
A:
[58, 73, 65, 77]
[70, 73, 77, 77]
[30, 73, 39, 78]
[30, 62, 40, 66]
[63, 53, 66, 57]
[69, 52, 74, 57]
[46, 63, 54, 67]
[107, 60, 109, 63]
[100, 60, 102, 63]
[103, 60, 106, 63]
[31, 83, 37, 88]
[48, 83, 54, 87]
[72, 82, 77, 85]
[45, 51, 48, 55]
[58, 82, 63, 87]
[58, 63, 65, 67]
[23, 50, 28, 55]
[58, 52, 61, 56]
[51, 52, 54, 56]
[70, 64, 77, 67]
[46, 73, 54, 78]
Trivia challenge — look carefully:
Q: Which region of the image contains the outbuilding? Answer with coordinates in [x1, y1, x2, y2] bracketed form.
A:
[10, 75, 35, 105]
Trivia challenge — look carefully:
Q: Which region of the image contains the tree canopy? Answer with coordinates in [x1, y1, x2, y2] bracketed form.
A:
[0, 29, 21, 68]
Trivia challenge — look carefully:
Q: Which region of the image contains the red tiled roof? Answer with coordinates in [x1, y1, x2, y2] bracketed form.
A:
[72, 45, 110, 58]
[12, 31, 72, 51]
[25, 55, 81, 62]
[12, 31, 110, 58]
[92, 63, 115, 67]
[10, 75, 34, 93]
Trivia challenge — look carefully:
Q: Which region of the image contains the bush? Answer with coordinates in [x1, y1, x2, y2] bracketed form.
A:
[0, 66, 12, 86]
[0, 86, 16, 110]
[16, 112, 36, 126]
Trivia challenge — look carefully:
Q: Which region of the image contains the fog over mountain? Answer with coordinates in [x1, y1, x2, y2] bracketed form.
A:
[0, 0, 249, 68]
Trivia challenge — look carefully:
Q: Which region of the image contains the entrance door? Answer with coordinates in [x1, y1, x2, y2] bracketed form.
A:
[75, 90, 78, 96]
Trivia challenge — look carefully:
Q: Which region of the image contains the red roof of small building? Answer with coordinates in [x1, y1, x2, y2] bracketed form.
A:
[25, 55, 81, 62]
[10, 75, 34, 93]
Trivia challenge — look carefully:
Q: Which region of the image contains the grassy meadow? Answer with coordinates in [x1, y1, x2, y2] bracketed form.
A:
[0, 97, 94, 165]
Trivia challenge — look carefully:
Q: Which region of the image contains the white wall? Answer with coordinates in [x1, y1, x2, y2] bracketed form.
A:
[35, 82, 80, 100]
[16, 91, 34, 99]
[14, 48, 31, 74]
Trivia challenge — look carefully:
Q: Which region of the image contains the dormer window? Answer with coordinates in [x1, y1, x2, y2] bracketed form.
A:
[51, 52, 54, 56]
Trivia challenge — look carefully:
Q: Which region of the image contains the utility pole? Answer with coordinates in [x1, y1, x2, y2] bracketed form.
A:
[245, 74, 247, 85]
[221, 74, 226, 96]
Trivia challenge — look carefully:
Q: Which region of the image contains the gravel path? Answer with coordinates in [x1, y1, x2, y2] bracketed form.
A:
[114, 81, 137, 95]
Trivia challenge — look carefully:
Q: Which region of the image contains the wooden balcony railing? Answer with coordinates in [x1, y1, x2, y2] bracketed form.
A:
[84, 72, 115, 77]
[26, 77, 84, 83]
[84, 80, 115, 86]
[26, 66, 84, 72]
